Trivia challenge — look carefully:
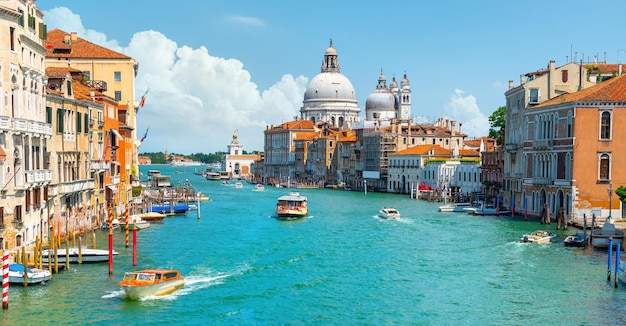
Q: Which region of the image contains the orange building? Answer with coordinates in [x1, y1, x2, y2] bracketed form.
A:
[525, 73, 626, 221]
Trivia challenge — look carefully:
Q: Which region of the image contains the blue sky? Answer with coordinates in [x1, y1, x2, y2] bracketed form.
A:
[37, 0, 626, 154]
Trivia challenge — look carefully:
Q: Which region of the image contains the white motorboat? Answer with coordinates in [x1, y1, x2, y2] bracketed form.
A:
[438, 202, 472, 212]
[8, 264, 51, 285]
[253, 183, 265, 191]
[121, 216, 151, 230]
[234, 182, 243, 188]
[520, 230, 557, 244]
[592, 218, 625, 249]
[379, 207, 401, 219]
[41, 247, 119, 264]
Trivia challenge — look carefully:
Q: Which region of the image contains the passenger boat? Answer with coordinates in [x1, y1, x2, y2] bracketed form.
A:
[41, 247, 119, 263]
[379, 207, 401, 219]
[591, 218, 625, 249]
[206, 172, 221, 181]
[275, 192, 308, 220]
[138, 212, 166, 222]
[118, 269, 185, 299]
[8, 263, 51, 285]
[520, 230, 557, 244]
[438, 202, 472, 213]
[563, 232, 590, 248]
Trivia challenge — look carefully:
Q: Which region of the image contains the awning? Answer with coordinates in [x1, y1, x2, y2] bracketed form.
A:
[0, 146, 5, 160]
[107, 185, 118, 193]
[110, 128, 123, 141]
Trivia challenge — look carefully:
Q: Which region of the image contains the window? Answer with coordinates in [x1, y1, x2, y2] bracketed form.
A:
[10, 27, 15, 51]
[77, 112, 82, 133]
[600, 111, 611, 140]
[18, 9, 24, 27]
[529, 88, 539, 103]
[599, 153, 610, 181]
[46, 106, 52, 123]
[114, 71, 121, 82]
[114, 91, 122, 101]
[66, 80, 72, 96]
[57, 108, 64, 133]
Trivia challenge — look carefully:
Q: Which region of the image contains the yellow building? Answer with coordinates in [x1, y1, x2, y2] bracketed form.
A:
[44, 29, 139, 213]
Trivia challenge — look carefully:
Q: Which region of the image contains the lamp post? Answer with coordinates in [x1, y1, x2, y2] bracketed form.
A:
[608, 182, 614, 220]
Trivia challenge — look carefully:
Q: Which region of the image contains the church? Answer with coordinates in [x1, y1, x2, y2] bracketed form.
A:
[222, 130, 261, 179]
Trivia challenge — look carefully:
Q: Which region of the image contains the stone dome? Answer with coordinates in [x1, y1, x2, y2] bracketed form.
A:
[303, 72, 357, 101]
[365, 87, 395, 111]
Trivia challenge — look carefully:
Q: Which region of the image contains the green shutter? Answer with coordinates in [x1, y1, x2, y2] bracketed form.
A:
[57, 109, 64, 133]
[46, 107, 52, 123]
[77, 112, 82, 133]
[39, 23, 47, 40]
[84, 114, 89, 133]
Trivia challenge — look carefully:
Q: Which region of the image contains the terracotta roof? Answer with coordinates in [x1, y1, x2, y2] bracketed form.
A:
[391, 145, 451, 156]
[294, 132, 318, 141]
[269, 120, 316, 131]
[536, 73, 626, 108]
[45, 29, 130, 59]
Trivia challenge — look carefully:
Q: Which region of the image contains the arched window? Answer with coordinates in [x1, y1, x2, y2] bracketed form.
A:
[600, 111, 611, 140]
[599, 153, 610, 181]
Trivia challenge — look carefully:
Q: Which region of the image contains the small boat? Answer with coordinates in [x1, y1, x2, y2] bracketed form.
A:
[222, 180, 230, 186]
[8, 264, 51, 285]
[563, 232, 590, 248]
[118, 269, 185, 299]
[471, 203, 511, 216]
[138, 212, 166, 222]
[520, 230, 557, 244]
[253, 183, 265, 191]
[187, 204, 198, 211]
[234, 182, 243, 188]
[196, 194, 210, 202]
[591, 218, 625, 249]
[438, 202, 472, 213]
[122, 215, 151, 230]
[150, 204, 190, 215]
[275, 192, 308, 220]
[41, 247, 119, 263]
[379, 207, 401, 219]
[100, 219, 120, 230]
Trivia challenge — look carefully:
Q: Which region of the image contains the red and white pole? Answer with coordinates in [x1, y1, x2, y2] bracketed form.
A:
[2, 250, 9, 309]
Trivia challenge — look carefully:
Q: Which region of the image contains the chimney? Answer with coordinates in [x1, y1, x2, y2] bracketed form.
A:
[64, 35, 70, 44]
[459, 122, 463, 135]
[508, 80, 514, 90]
[451, 120, 456, 136]
[520, 74, 525, 85]
[445, 118, 449, 129]
[71, 32, 78, 41]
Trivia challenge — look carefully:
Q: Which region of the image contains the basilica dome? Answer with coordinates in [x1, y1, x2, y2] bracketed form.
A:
[365, 87, 395, 111]
[303, 72, 357, 102]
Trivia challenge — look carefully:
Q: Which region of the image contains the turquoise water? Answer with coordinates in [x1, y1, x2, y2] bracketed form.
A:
[5, 165, 626, 325]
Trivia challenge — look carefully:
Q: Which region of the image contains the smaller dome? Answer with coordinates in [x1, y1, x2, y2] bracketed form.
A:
[366, 88, 395, 111]
[401, 73, 410, 88]
[325, 46, 337, 56]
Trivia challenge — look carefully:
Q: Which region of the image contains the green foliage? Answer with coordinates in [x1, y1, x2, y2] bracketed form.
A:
[132, 186, 143, 197]
[488, 106, 506, 144]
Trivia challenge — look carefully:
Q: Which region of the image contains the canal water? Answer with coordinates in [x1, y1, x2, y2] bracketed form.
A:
[5, 165, 626, 325]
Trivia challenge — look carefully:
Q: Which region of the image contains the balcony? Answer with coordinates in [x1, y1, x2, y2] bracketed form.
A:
[86, 80, 108, 92]
[12, 221, 23, 229]
[11, 118, 52, 137]
[90, 160, 109, 171]
[24, 169, 53, 185]
[504, 143, 518, 151]
[59, 179, 95, 194]
[0, 115, 9, 131]
[533, 139, 553, 150]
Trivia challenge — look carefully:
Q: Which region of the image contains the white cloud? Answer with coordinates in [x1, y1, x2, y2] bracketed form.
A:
[444, 89, 490, 138]
[44, 8, 306, 154]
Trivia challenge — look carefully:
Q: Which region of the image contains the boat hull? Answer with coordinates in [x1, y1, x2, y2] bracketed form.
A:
[120, 279, 185, 299]
[438, 203, 472, 212]
[8, 264, 51, 285]
[41, 248, 118, 263]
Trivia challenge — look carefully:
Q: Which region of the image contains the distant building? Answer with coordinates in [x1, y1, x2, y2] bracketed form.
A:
[223, 130, 260, 179]
[138, 156, 152, 165]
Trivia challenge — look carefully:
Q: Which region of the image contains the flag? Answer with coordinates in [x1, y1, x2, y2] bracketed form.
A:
[139, 88, 149, 108]
[140, 127, 150, 143]
[101, 131, 110, 161]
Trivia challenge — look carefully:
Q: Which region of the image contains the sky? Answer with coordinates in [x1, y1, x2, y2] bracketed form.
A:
[36, 0, 626, 154]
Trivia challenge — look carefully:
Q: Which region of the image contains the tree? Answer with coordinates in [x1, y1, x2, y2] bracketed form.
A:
[488, 106, 506, 144]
